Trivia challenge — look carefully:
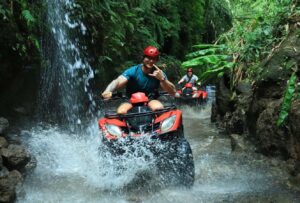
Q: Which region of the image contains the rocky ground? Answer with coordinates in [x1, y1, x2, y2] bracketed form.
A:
[0, 117, 32, 203]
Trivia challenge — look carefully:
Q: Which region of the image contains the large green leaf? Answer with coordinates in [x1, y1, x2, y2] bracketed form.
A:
[185, 47, 226, 59]
[192, 44, 225, 50]
[277, 72, 297, 127]
[199, 62, 234, 80]
[182, 54, 229, 67]
[22, 10, 36, 26]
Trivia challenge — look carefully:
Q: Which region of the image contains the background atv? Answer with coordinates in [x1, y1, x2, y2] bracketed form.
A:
[175, 83, 208, 106]
[98, 92, 195, 187]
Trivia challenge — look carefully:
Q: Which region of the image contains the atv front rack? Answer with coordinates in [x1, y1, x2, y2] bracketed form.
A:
[104, 105, 177, 119]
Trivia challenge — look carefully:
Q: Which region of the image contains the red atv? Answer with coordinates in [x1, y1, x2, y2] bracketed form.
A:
[98, 92, 195, 187]
[175, 83, 208, 105]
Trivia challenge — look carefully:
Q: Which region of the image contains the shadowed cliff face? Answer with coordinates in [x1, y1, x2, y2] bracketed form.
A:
[212, 29, 300, 177]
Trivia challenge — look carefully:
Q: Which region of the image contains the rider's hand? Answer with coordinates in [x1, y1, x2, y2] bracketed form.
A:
[101, 91, 112, 100]
[148, 64, 165, 81]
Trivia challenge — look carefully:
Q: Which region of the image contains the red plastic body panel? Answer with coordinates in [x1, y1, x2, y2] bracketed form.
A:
[98, 109, 182, 141]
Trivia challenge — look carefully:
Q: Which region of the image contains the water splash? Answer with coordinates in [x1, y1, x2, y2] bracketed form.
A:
[17, 123, 159, 202]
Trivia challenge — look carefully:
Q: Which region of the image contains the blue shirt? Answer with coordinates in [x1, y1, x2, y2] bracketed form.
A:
[122, 64, 166, 98]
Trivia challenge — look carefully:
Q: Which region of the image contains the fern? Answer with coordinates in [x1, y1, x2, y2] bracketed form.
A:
[277, 72, 297, 127]
[22, 10, 36, 26]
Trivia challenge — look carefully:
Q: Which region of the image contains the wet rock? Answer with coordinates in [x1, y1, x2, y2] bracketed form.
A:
[13, 106, 28, 115]
[236, 82, 252, 96]
[0, 166, 9, 178]
[1, 144, 31, 171]
[7, 170, 22, 187]
[215, 76, 235, 117]
[0, 170, 22, 203]
[256, 100, 290, 158]
[0, 137, 8, 149]
[211, 101, 219, 122]
[286, 159, 297, 175]
[3, 134, 21, 145]
[0, 118, 9, 135]
[0, 182, 15, 203]
[24, 155, 37, 172]
[230, 134, 247, 152]
[230, 134, 256, 153]
[289, 100, 300, 137]
[270, 158, 281, 167]
[224, 109, 246, 135]
[288, 173, 300, 191]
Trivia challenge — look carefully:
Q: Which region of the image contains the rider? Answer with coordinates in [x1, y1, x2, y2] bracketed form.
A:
[101, 45, 176, 114]
[177, 68, 199, 90]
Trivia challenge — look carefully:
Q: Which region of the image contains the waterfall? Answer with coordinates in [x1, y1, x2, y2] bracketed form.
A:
[38, 0, 95, 127]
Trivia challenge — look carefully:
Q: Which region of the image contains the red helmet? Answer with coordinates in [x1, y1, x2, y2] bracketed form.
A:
[130, 92, 149, 104]
[185, 83, 193, 88]
[143, 46, 159, 58]
[187, 68, 193, 72]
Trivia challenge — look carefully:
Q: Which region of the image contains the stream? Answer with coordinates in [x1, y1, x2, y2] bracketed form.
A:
[16, 100, 300, 203]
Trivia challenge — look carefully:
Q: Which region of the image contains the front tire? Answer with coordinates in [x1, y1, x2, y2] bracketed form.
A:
[175, 138, 195, 187]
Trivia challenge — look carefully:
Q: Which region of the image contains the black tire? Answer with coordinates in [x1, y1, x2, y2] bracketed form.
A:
[174, 138, 195, 188]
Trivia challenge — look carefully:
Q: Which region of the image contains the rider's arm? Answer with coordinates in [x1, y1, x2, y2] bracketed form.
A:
[160, 79, 176, 96]
[102, 75, 128, 98]
[178, 75, 187, 84]
[178, 77, 184, 84]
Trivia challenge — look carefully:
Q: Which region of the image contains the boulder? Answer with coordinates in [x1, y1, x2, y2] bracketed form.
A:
[0, 118, 9, 135]
[0, 170, 22, 203]
[1, 144, 31, 171]
[0, 137, 8, 149]
[256, 100, 290, 158]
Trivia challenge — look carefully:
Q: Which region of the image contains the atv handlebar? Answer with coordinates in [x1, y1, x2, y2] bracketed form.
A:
[104, 105, 177, 119]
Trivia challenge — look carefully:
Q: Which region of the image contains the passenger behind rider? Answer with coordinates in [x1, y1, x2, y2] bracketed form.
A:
[177, 68, 199, 91]
[101, 46, 176, 114]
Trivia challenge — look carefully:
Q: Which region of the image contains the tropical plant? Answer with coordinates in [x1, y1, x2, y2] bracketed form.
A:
[277, 72, 297, 127]
[181, 44, 235, 86]
[219, 0, 294, 79]
[183, 0, 295, 88]
[73, 0, 212, 82]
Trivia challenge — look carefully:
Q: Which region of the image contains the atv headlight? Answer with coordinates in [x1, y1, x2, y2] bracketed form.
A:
[192, 93, 199, 98]
[161, 115, 176, 133]
[105, 124, 122, 138]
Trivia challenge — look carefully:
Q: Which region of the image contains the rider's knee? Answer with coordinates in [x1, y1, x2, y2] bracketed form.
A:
[117, 102, 133, 114]
[148, 100, 164, 111]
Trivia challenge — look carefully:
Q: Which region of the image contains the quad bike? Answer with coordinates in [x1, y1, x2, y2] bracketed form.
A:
[98, 92, 195, 187]
[175, 83, 208, 105]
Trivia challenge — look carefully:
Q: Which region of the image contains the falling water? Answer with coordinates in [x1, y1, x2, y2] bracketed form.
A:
[38, 0, 95, 127]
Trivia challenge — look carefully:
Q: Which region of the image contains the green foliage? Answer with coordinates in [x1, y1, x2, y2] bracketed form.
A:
[277, 72, 297, 127]
[181, 0, 295, 92]
[21, 10, 36, 27]
[176, 1, 206, 56]
[203, 0, 232, 42]
[220, 0, 293, 66]
[73, 0, 208, 79]
[182, 44, 234, 83]
[0, 0, 231, 86]
[0, 0, 41, 62]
